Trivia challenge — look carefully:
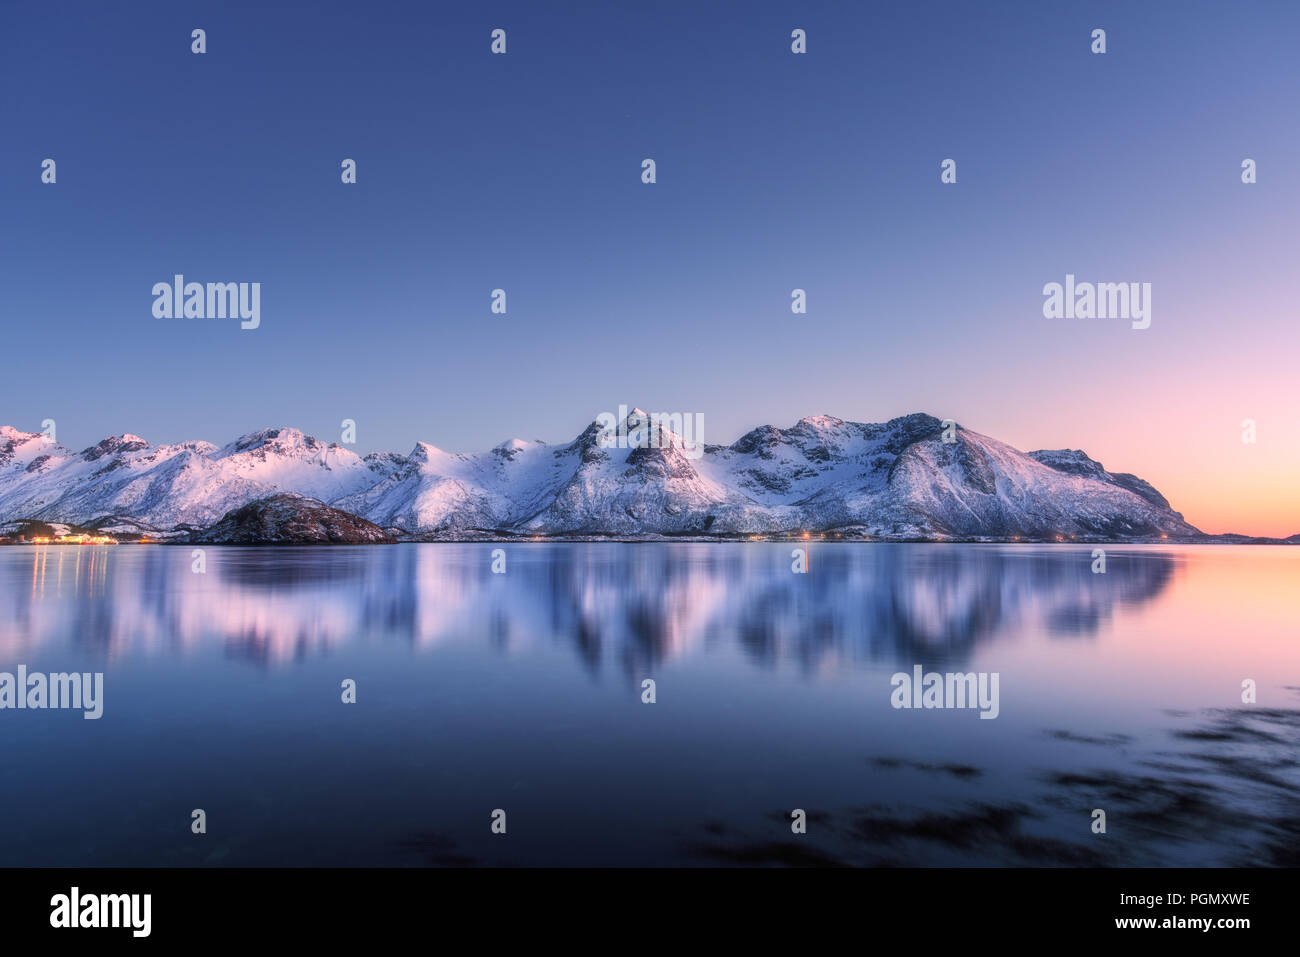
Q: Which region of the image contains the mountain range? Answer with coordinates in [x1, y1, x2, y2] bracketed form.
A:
[0, 411, 1238, 542]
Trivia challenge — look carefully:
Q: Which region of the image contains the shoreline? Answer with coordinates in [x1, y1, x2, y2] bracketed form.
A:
[2, 535, 1295, 547]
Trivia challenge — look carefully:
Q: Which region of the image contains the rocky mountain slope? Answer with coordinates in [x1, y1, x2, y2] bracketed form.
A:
[0, 413, 1203, 541]
[189, 494, 397, 545]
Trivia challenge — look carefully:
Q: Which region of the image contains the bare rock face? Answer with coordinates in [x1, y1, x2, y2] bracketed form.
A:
[189, 494, 396, 545]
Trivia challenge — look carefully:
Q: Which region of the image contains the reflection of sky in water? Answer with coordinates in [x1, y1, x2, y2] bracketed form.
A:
[0, 544, 1296, 866]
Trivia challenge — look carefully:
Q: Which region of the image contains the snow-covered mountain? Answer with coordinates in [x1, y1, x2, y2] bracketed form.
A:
[0, 413, 1202, 540]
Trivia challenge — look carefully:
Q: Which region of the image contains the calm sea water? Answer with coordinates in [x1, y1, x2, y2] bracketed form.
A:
[0, 543, 1296, 867]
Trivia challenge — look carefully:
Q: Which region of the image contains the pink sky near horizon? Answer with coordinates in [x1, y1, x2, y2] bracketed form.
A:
[1003, 411, 1298, 539]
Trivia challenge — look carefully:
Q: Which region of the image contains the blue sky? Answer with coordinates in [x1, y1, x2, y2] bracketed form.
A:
[2, 0, 1297, 532]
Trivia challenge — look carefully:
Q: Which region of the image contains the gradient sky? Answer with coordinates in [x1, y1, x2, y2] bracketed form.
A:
[2, 0, 1296, 535]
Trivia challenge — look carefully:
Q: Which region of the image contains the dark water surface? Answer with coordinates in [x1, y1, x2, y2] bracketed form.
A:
[1, 543, 1296, 866]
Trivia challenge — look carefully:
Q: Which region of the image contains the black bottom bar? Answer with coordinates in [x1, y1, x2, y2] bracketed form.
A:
[0, 867, 1279, 943]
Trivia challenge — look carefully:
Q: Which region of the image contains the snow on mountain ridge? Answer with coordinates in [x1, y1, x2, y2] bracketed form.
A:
[0, 414, 1199, 539]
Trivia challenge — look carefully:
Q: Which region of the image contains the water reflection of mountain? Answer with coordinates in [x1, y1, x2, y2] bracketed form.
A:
[0, 544, 1176, 672]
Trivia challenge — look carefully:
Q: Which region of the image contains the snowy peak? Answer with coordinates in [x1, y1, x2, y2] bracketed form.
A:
[408, 440, 447, 464]
[731, 412, 943, 462]
[1028, 448, 1109, 480]
[795, 414, 846, 430]
[82, 434, 150, 461]
[217, 426, 322, 459]
[0, 427, 51, 453]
